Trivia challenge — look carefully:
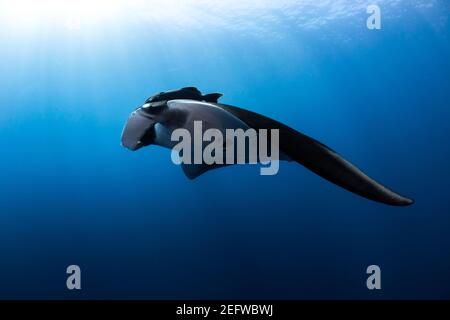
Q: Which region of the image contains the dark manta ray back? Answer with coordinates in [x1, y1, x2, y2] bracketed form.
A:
[121, 87, 414, 206]
[146, 87, 223, 103]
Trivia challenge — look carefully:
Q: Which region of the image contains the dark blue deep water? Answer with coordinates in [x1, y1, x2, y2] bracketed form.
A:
[0, 1, 449, 299]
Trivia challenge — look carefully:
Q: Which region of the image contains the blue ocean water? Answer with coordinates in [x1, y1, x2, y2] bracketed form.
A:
[0, 1, 449, 299]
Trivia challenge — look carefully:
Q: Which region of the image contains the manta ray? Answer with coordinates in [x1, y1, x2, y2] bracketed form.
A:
[121, 87, 413, 206]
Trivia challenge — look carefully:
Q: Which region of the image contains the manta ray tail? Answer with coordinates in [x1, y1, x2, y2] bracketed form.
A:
[217, 103, 414, 206]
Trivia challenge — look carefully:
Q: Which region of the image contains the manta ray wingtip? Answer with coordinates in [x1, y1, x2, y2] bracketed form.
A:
[393, 196, 414, 206]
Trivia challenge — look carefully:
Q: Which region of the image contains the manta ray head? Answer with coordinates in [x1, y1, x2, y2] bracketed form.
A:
[121, 101, 167, 151]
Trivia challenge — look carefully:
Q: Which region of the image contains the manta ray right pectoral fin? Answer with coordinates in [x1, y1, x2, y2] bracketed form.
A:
[281, 130, 415, 206]
[215, 103, 414, 206]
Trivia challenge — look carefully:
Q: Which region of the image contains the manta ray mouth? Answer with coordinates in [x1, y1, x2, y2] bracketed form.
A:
[121, 109, 157, 151]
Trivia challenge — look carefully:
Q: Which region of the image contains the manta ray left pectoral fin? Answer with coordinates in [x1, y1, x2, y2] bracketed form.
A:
[181, 163, 229, 180]
[180, 143, 230, 180]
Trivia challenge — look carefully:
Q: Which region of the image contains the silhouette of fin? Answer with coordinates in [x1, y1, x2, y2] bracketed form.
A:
[203, 93, 223, 103]
[216, 103, 414, 206]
